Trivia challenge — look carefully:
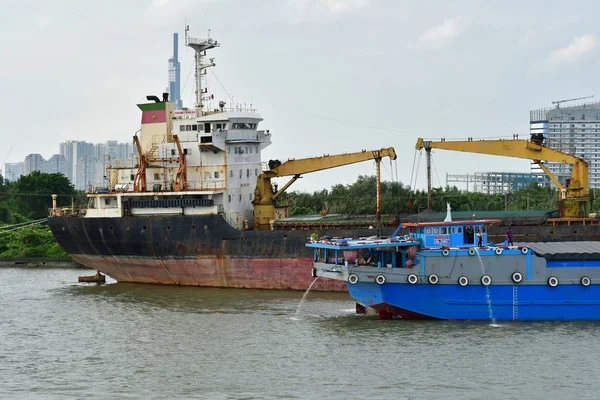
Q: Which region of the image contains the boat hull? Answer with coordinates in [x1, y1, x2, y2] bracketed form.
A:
[348, 282, 600, 321]
[48, 214, 384, 291]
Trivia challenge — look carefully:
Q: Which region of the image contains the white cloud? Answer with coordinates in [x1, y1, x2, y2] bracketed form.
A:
[548, 34, 597, 66]
[286, 0, 370, 23]
[415, 16, 472, 50]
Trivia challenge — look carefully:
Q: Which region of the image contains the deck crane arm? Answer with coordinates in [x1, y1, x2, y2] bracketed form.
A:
[253, 147, 397, 230]
[133, 135, 147, 192]
[172, 134, 188, 191]
[415, 137, 590, 217]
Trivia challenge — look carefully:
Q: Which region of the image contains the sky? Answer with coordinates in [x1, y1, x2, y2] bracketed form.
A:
[1, 0, 600, 192]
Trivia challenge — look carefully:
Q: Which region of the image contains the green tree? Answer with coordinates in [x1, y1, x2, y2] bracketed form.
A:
[10, 172, 76, 219]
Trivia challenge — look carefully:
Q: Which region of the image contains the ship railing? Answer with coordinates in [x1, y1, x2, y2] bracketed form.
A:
[186, 180, 226, 191]
[48, 204, 87, 218]
[217, 205, 238, 228]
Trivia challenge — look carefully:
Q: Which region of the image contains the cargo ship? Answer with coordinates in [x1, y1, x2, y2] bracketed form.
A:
[310, 203, 600, 320]
[47, 27, 398, 291]
[48, 28, 600, 291]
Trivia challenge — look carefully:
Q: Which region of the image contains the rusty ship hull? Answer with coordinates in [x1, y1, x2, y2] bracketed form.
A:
[48, 214, 377, 291]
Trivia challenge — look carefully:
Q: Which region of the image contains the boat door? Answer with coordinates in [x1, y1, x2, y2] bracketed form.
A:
[463, 225, 474, 245]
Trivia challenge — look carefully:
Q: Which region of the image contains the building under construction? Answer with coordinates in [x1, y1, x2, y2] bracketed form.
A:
[445, 171, 540, 194]
[530, 96, 600, 188]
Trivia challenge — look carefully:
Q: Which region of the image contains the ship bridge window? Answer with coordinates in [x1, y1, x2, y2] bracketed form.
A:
[185, 125, 191, 131]
[232, 122, 257, 129]
[192, 124, 198, 131]
[179, 125, 185, 132]
[204, 123, 211, 133]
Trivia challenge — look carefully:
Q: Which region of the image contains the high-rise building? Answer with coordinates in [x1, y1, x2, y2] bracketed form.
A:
[530, 100, 600, 188]
[4, 162, 24, 182]
[168, 32, 182, 109]
[23, 154, 45, 175]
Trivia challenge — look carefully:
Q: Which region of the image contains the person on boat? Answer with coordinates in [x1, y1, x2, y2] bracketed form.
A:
[477, 230, 482, 247]
[506, 226, 513, 246]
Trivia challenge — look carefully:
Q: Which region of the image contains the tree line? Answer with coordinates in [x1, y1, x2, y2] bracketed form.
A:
[0, 171, 78, 258]
[279, 175, 600, 216]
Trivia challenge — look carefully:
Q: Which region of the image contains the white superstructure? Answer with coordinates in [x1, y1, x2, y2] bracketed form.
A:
[78, 28, 272, 230]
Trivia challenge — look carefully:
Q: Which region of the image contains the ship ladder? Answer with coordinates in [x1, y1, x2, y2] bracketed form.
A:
[512, 285, 519, 321]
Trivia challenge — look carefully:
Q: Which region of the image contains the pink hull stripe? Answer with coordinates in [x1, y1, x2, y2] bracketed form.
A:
[72, 254, 347, 292]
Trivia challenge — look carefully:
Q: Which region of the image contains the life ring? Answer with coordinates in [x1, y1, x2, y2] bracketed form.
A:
[348, 274, 359, 285]
[458, 276, 469, 287]
[548, 276, 559, 287]
[494, 248, 503, 255]
[442, 249, 450, 257]
[468, 248, 476, 256]
[407, 274, 418, 284]
[511, 272, 523, 284]
[375, 274, 386, 285]
[520, 247, 529, 254]
[481, 275, 492, 286]
[428, 274, 439, 285]
[581, 276, 591, 287]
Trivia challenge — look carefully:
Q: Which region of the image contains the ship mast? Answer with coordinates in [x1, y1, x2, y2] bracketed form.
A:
[184, 25, 220, 116]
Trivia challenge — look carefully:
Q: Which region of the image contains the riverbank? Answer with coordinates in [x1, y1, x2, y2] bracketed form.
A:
[0, 257, 86, 269]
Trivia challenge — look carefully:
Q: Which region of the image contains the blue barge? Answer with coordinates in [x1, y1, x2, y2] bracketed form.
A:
[307, 204, 600, 321]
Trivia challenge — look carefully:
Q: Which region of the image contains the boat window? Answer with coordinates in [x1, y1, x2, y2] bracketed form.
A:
[255, 168, 258, 176]
[179, 125, 185, 132]
[433, 227, 439, 234]
[154, 173, 160, 180]
[228, 195, 231, 202]
[130, 174, 135, 181]
[185, 125, 191, 131]
[451, 227, 456, 234]
[214, 171, 219, 179]
[239, 169, 242, 178]
[482, 225, 487, 233]
[255, 146, 259, 153]
[104, 198, 111, 206]
[458, 227, 462, 233]
[246, 169, 250, 177]
[216, 123, 222, 129]
[230, 170, 233, 177]
[239, 194, 242, 201]
[204, 122, 211, 133]
[192, 124, 198, 131]
[426, 227, 432, 235]
[441, 227, 447, 234]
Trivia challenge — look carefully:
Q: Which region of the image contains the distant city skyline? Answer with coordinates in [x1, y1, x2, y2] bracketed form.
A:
[4, 140, 135, 191]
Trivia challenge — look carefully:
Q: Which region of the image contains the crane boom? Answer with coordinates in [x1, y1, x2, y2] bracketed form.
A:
[253, 147, 397, 230]
[415, 137, 590, 218]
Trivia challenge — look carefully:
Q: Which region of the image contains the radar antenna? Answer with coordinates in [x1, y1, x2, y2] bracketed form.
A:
[184, 25, 220, 116]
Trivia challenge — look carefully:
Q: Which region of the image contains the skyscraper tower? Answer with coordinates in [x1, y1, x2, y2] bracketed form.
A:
[168, 33, 182, 109]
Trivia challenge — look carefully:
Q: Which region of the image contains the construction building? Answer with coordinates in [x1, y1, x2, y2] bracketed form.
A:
[446, 172, 539, 194]
[530, 96, 600, 188]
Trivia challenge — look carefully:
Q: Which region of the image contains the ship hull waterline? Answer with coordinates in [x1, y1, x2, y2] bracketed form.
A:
[48, 214, 390, 291]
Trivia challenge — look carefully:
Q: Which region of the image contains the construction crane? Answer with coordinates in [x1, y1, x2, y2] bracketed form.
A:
[552, 95, 594, 108]
[253, 148, 397, 230]
[415, 137, 590, 218]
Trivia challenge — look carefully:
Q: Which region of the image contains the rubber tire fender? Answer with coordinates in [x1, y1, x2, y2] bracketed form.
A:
[348, 273, 359, 285]
[375, 274, 386, 285]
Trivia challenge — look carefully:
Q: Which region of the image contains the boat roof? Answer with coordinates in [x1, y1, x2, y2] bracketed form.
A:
[403, 219, 501, 227]
[306, 237, 420, 250]
[526, 242, 600, 261]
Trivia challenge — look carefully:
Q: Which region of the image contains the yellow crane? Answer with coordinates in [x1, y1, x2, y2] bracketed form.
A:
[415, 136, 590, 218]
[253, 148, 397, 230]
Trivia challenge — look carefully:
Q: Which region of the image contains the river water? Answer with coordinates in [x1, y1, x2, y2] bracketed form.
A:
[1, 268, 599, 399]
